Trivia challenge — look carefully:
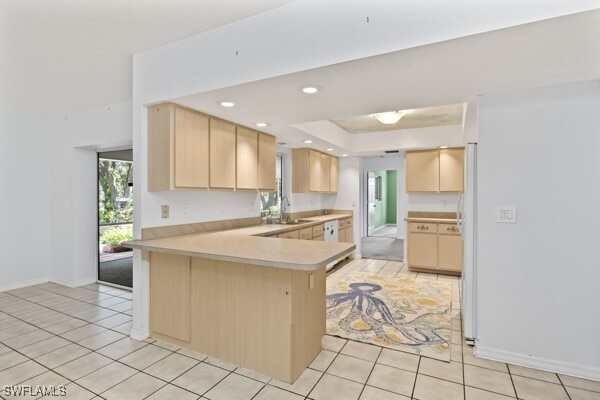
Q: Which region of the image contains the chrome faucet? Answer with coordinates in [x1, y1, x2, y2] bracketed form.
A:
[280, 195, 291, 223]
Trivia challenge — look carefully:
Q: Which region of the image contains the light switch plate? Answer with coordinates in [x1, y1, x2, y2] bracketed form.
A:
[495, 206, 516, 223]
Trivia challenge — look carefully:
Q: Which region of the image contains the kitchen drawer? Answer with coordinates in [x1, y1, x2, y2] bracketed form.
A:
[344, 218, 353, 228]
[337, 219, 346, 229]
[277, 230, 299, 239]
[408, 222, 437, 233]
[298, 227, 312, 240]
[312, 224, 324, 237]
[312, 234, 324, 241]
[439, 224, 460, 235]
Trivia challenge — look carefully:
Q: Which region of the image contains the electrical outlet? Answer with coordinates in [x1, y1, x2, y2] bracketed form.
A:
[222, 202, 229, 215]
[161, 205, 169, 219]
[182, 204, 189, 216]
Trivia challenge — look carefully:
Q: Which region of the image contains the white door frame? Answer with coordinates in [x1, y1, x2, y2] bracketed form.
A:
[361, 168, 401, 239]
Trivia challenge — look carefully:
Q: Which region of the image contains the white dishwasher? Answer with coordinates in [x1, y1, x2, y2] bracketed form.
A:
[324, 220, 339, 271]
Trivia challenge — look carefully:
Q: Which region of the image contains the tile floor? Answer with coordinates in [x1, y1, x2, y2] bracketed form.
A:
[1, 259, 599, 399]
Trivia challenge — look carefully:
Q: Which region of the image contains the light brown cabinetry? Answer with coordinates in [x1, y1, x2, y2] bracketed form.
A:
[292, 148, 338, 193]
[148, 104, 209, 190]
[236, 126, 258, 190]
[148, 102, 276, 192]
[149, 252, 325, 383]
[407, 221, 462, 275]
[258, 133, 277, 191]
[338, 217, 353, 243]
[405, 148, 464, 193]
[277, 230, 300, 239]
[210, 119, 236, 190]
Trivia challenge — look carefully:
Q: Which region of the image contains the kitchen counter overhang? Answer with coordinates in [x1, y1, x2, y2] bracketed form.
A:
[124, 218, 355, 384]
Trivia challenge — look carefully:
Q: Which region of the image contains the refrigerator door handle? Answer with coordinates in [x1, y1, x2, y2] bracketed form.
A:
[457, 191, 464, 235]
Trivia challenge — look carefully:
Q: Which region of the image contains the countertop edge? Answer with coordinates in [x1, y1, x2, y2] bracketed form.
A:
[404, 218, 458, 223]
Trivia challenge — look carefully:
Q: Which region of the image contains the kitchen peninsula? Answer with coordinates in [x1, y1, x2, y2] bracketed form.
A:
[125, 214, 355, 383]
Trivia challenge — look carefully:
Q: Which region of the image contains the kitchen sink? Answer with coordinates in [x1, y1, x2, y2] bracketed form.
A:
[278, 219, 314, 225]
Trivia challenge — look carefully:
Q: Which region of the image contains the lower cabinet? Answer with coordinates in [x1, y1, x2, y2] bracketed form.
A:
[407, 221, 462, 274]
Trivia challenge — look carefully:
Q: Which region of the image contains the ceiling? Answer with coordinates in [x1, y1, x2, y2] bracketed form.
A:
[0, 0, 297, 119]
[174, 9, 600, 155]
[1, 1, 598, 158]
[330, 104, 465, 134]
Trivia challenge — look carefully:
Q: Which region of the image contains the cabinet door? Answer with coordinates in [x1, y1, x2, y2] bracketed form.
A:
[439, 148, 464, 192]
[329, 157, 338, 193]
[320, 154, 330, 192]
[210, 119, 236, 189]
[405, 150, 439, 192]
[278, 230, 299, 239]
[337, 227, 345, 242]
[308, 150, 321, 192]
[258, 133, 276, 191]
[407, 232, 437, 268]
[150, 252, 191, 342]
[236, 127, 258, 190]
[174, 108, 209, 188]
[438, 234, 463, 272]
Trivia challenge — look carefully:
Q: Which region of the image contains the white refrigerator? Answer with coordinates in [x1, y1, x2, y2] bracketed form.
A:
[458, 143, 477, 342]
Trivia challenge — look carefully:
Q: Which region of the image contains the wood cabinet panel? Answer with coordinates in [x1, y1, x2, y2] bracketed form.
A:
[210, 119, 236, 189]
[312, 225, 324, 237]
[406, 150, 439, 192]
[298, 227, 312, 240]
[292, 148, 338, 193]
[278, 230, 299, 239]
[150, 252, 191, 342]
[408, 222, 437, 233]
[438, 234, 463, 271]
[329, 157, 338, 193]
[439, 223, 460, 235]
[408, 232, 437, 269]
[308, 150, 321, 192]
[320, 153, 330, 192]
[258, 133, 276, 191]
[236, 126, 258, 190]
[439, 148, 464, 192]
[174, 108, 209, 188]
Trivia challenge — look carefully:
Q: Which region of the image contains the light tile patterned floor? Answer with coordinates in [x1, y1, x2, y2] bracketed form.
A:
[0, 259, 599, 399]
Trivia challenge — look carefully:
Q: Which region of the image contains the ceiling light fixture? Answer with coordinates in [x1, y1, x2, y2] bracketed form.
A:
[303, 140, 313, 144]
[439, 146, 448, 149]
[255, 122, 269, 127]
[341, 154, 348, 157]
[326, 148, 334, 152]
[219, 101, 235, 107]
[301, 86, 319, 94]
[372, 111, 405, 124]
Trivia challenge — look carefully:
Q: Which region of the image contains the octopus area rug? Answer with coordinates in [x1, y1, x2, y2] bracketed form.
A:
[326, 272, 452, 361]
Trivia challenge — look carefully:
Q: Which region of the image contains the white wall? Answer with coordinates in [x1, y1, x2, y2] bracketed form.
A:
[0, 102, 56, 290]
[330, 157, 361, 256]
[476, 80, 600, 380]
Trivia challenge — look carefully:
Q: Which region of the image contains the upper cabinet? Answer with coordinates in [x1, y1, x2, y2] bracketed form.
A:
[292, 148, 338, 193]
[257, 133, 277, 191]
[236, 126, 258, 190]
[147, 103, 276, 192]
[405, 148, 464, 193]
[210, 119, 236, 190]
[148, 104, 209, 191]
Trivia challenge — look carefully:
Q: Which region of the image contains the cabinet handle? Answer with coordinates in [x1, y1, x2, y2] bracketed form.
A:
[447, 227, 458, 232]
[417, 225, 429, 231]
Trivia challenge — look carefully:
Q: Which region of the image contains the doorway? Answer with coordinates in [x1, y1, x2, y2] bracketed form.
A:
[362, 169, 403, 261]
[98, 150, 133, 288]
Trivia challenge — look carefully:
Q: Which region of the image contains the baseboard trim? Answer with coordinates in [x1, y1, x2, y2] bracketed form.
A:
[50, 277, 97, 288]
[476, 345, 600, 382]
[0, 277, 51, 292]
[130, 328, 150, 341]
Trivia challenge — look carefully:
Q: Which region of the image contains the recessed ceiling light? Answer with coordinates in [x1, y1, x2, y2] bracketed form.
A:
[302, 86, 318, 94]
[255, 122, 269, 127]
[341, 154, 348, 157]
[303, 140, 313, 144]
[372, 111, 405, 124]
[219, 101, 235, 107]
[277, 142, 287, 146]
[326, 148, 334, 151]
[439, 146, 449, 149]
